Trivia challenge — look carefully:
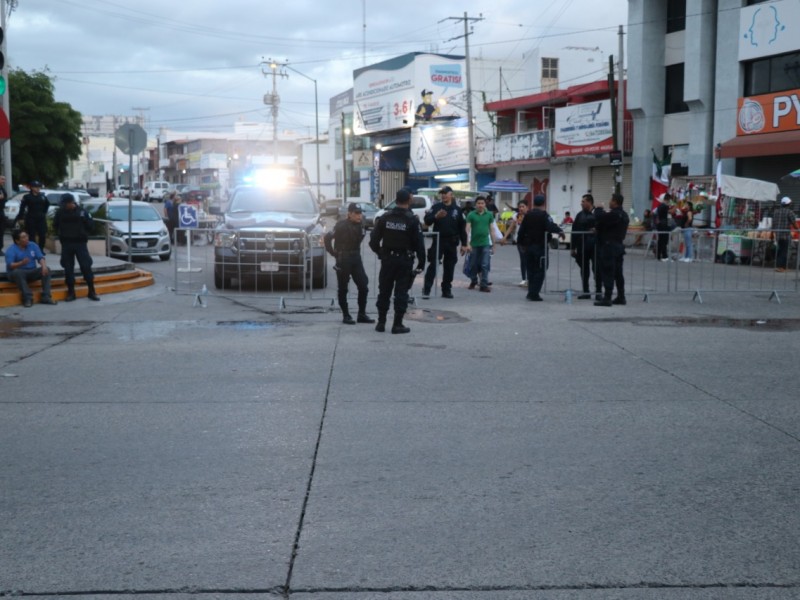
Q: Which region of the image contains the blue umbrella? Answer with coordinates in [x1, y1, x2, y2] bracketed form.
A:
[781, 168, 800, 179]
[482, 179, 529, 193]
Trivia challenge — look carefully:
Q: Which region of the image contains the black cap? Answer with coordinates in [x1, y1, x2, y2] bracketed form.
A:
[29, 180, 42, 188]
[533, 194, 546, 206]
[439, 185, 453, 195]
[421, 89, 433, 97]
[347, 202, 362, 213]
[60, 193, 76, 205]
[395, 188, 412, 204]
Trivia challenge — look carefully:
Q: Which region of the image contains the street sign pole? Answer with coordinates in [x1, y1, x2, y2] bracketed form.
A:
[128, 129, 134, 262]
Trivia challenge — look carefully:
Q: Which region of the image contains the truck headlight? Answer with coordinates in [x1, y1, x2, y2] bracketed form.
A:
[215, 231, 237, 249]
[109, 225, 125, 237]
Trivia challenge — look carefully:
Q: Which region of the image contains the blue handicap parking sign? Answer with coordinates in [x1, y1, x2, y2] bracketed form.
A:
[179, 204, 198, 228]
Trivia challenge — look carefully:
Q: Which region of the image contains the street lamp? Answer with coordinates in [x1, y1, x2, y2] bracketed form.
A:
[284, 63, 321, 203]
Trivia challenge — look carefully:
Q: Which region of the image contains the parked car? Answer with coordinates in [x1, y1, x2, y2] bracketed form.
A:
[143, 180, 170, 202]
[374, 194, 434, 228]
[95, 199, 171, 261]
[4, 189, 92, 222]
[212, 183, 327, 289]
[337, 201, 379, 228]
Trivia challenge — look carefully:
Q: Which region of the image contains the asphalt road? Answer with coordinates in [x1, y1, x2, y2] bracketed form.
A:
[1, 242, 799, 599]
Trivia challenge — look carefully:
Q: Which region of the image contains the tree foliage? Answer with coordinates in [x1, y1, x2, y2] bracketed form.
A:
[9, 68, 83, 189]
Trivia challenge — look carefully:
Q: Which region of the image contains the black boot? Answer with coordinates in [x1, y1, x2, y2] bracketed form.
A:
[357, 312, 375, 324]
[612, 296, 627, 305]
[375, 312, 387, 332]
[65, 283, 77, 302]
[87, 282, 100, 302]
[594, 295, 613, 307]
[391, 312, 410, 334]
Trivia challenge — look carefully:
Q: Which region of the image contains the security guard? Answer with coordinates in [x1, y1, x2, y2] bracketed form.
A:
[516, 194, 564, 302]
[369, 188, 425, 333]
[324, 202, 374, 325]
[421, 185, 467, 299]
[571, 193, 604, 300]
[53, 193, 100, 302]
[15, 180, 50, 250]
[594, 193, 630, 306]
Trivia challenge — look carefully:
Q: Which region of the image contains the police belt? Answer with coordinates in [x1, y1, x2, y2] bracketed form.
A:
[384, 249, 415, 258]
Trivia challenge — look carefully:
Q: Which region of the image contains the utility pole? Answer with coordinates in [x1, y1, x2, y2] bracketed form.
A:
[617, 25, 625, 200]
[262, 59, 288, 164]
[443, 12, 483, 191]
[608, 55, 620, 195]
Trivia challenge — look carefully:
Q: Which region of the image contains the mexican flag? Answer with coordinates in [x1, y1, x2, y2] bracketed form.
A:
[651, 151, 671, 209]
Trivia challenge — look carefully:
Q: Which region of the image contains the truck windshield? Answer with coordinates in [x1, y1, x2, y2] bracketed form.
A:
[230, 188, 317, 214]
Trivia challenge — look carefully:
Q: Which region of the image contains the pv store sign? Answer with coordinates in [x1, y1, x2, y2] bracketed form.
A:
[737, 89, 800, 136]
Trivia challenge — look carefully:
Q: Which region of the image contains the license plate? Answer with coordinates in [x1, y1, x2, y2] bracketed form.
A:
[136, 241, 148, 248]
[260, 261, 280, 272]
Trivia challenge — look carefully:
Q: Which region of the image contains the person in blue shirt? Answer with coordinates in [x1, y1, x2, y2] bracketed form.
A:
[5, 229, 57, 307]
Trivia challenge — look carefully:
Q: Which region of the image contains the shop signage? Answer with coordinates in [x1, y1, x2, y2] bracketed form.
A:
[553, 100, 613, 156]
[409, 118, 469, 175]
[736, 88, 800, 136]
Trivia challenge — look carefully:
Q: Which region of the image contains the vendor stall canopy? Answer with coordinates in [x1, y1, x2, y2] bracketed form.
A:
[718, 175, 779, 201]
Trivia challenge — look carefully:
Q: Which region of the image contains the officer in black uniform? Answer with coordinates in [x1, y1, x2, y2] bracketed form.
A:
[369, 188, 425, 333]
[594, 193, 630, 307]
[516, 194, 563, 302]
[571, 193, 604, 300]
[0, 174, 7, 256]
[421, 185, 467, 299]
[53, 193, 100, 302]
[324, 202, 374, 325]
[16, 180, 50, 250]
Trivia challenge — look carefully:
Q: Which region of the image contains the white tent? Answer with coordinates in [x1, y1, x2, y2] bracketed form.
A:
[718, 174, 779, 202]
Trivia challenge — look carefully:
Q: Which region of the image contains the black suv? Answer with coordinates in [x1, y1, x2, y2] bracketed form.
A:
[212, 184, 327, 289]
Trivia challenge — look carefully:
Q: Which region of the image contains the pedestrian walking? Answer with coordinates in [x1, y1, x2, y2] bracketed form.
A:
[369, 189, 425, 334]
[465, 195, 494, 292]
[15, 180, 50, 251]
[516, 194, 564, 302]
[772, 196, 797, 272]
[53, 193, 100, 302]
[499, 201, 529, 286]
[422, 185, 467, 299]
[594, 193, 630, 306]
[324, 202, 374, 324]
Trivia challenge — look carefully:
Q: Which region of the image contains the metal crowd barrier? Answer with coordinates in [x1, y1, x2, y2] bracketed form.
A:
[543, 228, 799, 303]
[171, 227, 336, 309]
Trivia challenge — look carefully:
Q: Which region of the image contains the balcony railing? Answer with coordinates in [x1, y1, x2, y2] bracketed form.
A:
[476, 120, 633, 167]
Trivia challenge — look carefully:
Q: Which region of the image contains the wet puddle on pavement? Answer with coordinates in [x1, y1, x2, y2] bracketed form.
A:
[0, 320, 283, 341]
[575, 316, 800, 331]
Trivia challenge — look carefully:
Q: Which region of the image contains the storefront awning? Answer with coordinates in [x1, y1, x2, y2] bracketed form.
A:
[718, 130, 800, 159]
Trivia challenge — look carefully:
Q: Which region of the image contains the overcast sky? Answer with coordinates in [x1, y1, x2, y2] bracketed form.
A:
[6, 0, 628, 137]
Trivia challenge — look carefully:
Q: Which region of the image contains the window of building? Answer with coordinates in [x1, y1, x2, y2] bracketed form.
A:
[542, 57, 558, 80]
[746, 0, 771, 4]
[665, 63, 689, 114]
[744, 51, 800, 96]
[666, 0, 686, 33]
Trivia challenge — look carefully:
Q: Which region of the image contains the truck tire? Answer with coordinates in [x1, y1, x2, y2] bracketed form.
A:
[214, 266, 232, 289]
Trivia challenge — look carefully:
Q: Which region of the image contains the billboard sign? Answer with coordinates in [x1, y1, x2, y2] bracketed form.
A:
[553, 100, 613, 156]
[353, 53, 466, 135]
[409, 118, 469, 174]
[739, 0, 798, 62]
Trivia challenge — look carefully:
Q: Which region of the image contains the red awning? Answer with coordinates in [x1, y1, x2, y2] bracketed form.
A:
[718, 130, 800, 158]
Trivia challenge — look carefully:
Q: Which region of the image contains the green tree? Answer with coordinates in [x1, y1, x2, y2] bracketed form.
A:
[9, 68, 83, 189]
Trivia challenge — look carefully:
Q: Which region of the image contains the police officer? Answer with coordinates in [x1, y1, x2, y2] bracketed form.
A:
[324, 202, 374, 325]
[0, 174, 8, 256]
[594, 193, 630, 307]
[421, 185, 467, 299]
[369, 188, 425, 333]
[516, 194, 564, 302]
[15, 180, 50, 250]
[571, 193, 604, 300]
[53, 193, 100, 302]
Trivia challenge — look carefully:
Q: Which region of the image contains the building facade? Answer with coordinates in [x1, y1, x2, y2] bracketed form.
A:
[628, 0, 800, 217]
